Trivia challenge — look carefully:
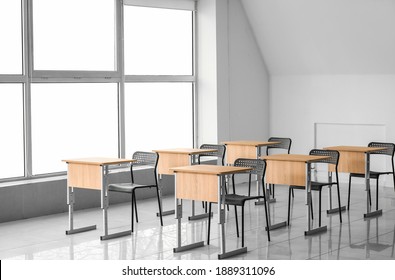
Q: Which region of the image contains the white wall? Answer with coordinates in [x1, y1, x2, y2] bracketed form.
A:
[270, 75, 395, 185]
[197, 0, 270, 145]
[227, 0, 270, 141]
[241, 0, 395, 75]
[196, 0, 219, 145]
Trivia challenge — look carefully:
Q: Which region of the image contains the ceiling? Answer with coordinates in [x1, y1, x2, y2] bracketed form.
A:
[240, 0, 395, 75]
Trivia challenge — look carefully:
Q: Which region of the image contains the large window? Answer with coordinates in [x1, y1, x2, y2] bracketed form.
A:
[0, 0, 195, 181]
[31, 83, 118, 174]
[32, 0, 115, 71]
[0, 84, 24, 179]
[0, 0, 22, 74]
[124, 5, 193, 75]
[125, 83, 193, 154]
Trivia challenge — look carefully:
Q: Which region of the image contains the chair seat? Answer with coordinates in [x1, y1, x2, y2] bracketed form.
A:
[350, 171, 392, 178]
[108, 183, 155, 193]
[290, 181, 337, 191]
[225, 194, 263, 206]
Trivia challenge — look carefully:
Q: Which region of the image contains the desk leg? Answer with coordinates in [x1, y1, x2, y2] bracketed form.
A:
[218, 175, 247, 259]
[65, 186, 96, 235]
[255, 146, 273, 205]
[188, 155, 212, 221]
[326, 172, 346, 214]
[305, 162, 327, 235]
[173, 174, 204, 253]
[156, 174, 175, 217]
[264, 181, 286, 231]
[364, 153, 382, 219]
[100, 166, 132, 241]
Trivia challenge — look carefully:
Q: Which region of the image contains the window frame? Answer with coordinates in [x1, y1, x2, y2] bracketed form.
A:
[0, 0, 197, 183]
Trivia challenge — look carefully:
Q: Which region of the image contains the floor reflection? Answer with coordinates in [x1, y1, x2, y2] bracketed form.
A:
[0, 183, 394, 260]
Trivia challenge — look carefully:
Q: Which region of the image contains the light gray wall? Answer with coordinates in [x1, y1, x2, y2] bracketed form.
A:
[197, 0, 270, 145]
[227, 0, 270, 141]
[270, 74, 395, 186]
[240, 0, 395, 187]
[241, 0, 395, 75]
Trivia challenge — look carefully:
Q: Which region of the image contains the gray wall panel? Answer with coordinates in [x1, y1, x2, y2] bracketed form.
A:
[0, 170, 174, 223]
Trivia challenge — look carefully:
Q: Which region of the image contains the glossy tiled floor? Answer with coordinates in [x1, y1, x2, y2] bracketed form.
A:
[1, 182, 394, 260]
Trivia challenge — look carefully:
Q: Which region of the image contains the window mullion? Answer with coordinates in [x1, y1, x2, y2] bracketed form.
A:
[23, 0, 33, 177]
[117, 0, 126, 158]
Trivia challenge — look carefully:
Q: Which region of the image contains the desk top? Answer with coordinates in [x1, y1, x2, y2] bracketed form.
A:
[324, 146, 386, 153]
[171, 164, 252, 175]
[153, 148, 217, 155]
[62, 157, 135, 166]
[261, 154, 330, 163]
[222, 140, 280, 147]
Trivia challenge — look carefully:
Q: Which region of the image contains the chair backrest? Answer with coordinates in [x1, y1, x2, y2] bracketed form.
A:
[368, 142, 395, 157]
[130, 151, 159, 184]
[309, 149, 339, 166]
[266, 137, 292, 155]
[198, 144, 226, 166]
[233, 158, 266, 178]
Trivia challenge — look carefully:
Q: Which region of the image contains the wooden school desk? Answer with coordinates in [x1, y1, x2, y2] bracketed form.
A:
[262, 154, 331, 235]
[222, 140, 280, 165]
[324, 146, 386, 218]
[171, 164, 252, 259]
[63, 157, 135, 240]
[222, 140, 280, 203]
[153, 148, 217, 219]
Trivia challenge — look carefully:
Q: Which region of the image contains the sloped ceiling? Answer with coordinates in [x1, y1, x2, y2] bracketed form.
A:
[240, 0, 395, 75]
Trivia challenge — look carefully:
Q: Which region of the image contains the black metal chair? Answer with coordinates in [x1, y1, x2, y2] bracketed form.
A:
[348, 142, 395, 210]
[265, 137, 292, 199]
[198, 144, 227, 210]
[207, 158, 270, 246]
[197, 144, 226, 166]
[108, 151, 163, 233]
[288, 149, 342, 227]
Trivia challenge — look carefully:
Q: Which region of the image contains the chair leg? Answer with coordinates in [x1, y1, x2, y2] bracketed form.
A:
[232, 175, 236, 194]
[291, 188, 294, 198]
[393, 172, 395, 192]
[262, 192, 271, 242]
[234, 205, 239, 237]
[287, 187, 292, 225]
[319, 189, 322, 227]
[376, 178, 379, 211]
[241, 206, 245, 247]
[131, 192, 135, 232]
[310, 193, 314, 220]
[224, 184, 229, 211]
[133, 193, 138, 223]
[336, 183, 342, 223]
[348, 176, 352, 210]
[155, 187, 163, 226]
[368, 189, 372, 206]
[248, 174, 251, 196]
[207, 203, 212, 245]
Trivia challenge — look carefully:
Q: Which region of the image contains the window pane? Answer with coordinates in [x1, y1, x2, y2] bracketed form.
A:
[32, 0, 115, 71]
[124, 6, 193, 75]
[31, 83, 118, 174]
[0, 84, 24, 178]
[125, 83, 193, 154]
[0, 0, 22, 74]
